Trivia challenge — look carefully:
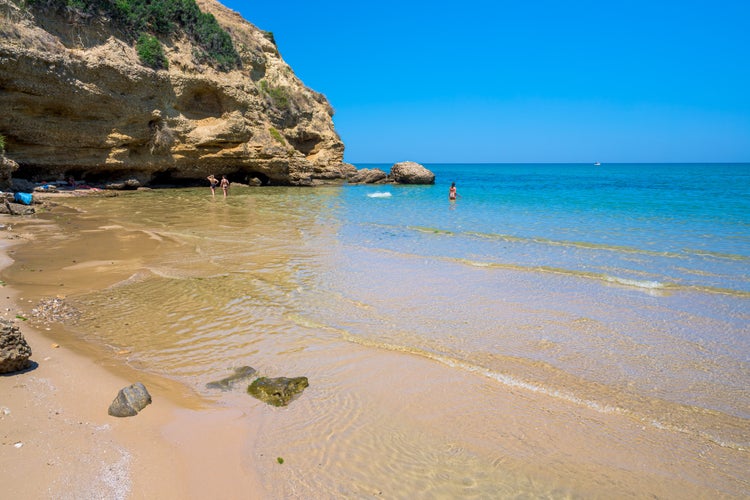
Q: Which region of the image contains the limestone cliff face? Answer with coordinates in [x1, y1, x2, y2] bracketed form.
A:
[0, 0, 355, 186]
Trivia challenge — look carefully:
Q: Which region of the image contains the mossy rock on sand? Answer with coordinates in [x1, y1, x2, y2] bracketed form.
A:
[247, 376, 309, 407]
[206, 366, 257, 391]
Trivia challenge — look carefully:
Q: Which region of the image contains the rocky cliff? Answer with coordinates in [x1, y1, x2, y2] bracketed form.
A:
[0, 0, 355, 186]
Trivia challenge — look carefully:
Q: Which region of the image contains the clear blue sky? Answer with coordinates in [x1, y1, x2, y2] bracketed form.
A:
[221, 0, 749, 164]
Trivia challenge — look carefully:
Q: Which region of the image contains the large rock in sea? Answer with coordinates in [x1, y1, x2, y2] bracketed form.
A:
[0, 0, 355, 186]
[248, 376, 309, 407]
[108, 382, 152, 417]
[348, 168, 388, 184]
[389, 161, 435, 184]
[0, 319, 32, 374]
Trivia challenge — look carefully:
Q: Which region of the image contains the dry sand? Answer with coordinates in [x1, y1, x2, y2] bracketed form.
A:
[0, 225, 265, 499]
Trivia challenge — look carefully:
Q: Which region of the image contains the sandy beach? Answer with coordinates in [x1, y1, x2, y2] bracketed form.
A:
[1, 188, 748, 498]
[3, 272, 745, 498]
[2, 0, 747, 492]
[0, 221, 265, 499]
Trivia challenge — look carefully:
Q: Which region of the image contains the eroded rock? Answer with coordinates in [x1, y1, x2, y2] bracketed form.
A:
[0, 156, 18, 190]
[390, 161, 435, 184]
[0, 319, 32, 374]
[0, 0, 354, 186]
[247, 376, 309, 407]
[348, 168, 388, 184]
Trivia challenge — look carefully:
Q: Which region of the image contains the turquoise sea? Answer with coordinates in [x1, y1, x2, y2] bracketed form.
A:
[348, 163, 750, 295]
[319, 162, 750, 436]
[7, 162, 750, 496]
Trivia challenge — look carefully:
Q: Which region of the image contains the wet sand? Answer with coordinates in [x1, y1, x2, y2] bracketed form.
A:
[1, 194, 749, 498]
[0, 225, 265, 499]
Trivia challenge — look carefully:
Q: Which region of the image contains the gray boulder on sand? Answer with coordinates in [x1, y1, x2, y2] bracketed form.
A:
[247, 376, 309, 407]
[389, 161, 435, 184]
[0, 201, 35, 216]
[108, 382, 152, 417]
[0, 319, 32, 374]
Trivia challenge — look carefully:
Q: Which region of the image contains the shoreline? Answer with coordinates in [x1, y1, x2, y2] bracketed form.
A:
[2, 191, 749, 497]
[0, 226, 266, 498]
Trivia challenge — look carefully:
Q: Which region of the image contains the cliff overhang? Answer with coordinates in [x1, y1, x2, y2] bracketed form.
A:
[0, 0, 355, 187]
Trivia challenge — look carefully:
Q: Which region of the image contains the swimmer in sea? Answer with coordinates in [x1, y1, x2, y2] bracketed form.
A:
[449, 182, 457, 201]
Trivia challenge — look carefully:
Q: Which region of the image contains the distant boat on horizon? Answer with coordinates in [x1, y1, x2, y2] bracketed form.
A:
[594, 161, 601, 166]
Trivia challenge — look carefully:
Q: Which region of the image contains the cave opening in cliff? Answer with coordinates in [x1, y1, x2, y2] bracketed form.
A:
[13, 164, 52, 183]
[241, 171, 270, 186]
[287, 135, 321, 156]
[150, 170, 203, 187]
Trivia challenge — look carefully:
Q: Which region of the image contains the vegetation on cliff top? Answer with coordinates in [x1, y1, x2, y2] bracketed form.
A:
[136, 33, 168, 69]
[28, 0, 241, 70]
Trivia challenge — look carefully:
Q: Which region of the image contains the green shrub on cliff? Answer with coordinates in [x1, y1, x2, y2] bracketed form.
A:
[28, 0, 240, 70]
[136, 33, 168, 69]
[259, 80, 290, 110]
[268, 127, 285, 145]
[0, 134, 5, 153]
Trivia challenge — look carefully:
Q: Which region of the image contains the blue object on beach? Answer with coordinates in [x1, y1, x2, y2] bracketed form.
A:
[13, 192, 33, 205]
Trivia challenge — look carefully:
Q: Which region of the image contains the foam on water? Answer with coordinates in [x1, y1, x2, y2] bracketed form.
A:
[366, 191, 392, 198]
[602, 275, 664, 289]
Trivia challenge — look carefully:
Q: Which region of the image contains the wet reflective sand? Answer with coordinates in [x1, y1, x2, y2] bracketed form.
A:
[4, 187, 748, 497]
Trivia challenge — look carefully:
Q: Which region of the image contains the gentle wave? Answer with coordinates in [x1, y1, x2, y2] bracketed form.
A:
[285, 314, 749, 452]
[356, 242, 750, 296]
[683, 248, 750, 262]
[360, 218, 750, 295]
[454, 257, 750, 297]
[367, 192, 392, 198]
[442, 355, 749, 452]
[435, 227, 686, 258]
[453, 257, 669, 292]
[408, 225, 750, 265]
[410, 225, 454, 235]
[368, 240, 750, 297]
[603, 275, 663, 289]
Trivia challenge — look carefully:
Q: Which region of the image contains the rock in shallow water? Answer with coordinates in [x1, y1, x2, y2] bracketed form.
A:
[206, 366, 257, 391]
[247, 376, 309, 407]
[389, 161, 435, 184]
[108, 382, 152, 417]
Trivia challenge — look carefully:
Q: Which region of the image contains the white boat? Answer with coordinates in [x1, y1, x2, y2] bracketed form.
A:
[594, 161, 601, 166]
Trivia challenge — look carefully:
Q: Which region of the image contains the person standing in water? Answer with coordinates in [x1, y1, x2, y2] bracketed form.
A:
[207, 174, 219, 198]
[220, 175, 230, 199]
[449, 182, 458, 201]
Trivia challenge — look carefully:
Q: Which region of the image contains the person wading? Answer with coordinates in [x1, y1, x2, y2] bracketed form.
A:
[220, 175, 230, 199]
[207, 174, 219, 198]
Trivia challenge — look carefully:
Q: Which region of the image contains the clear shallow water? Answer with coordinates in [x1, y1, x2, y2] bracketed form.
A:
[6, 163, 750, 496]
[348, 163, 750, 294]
